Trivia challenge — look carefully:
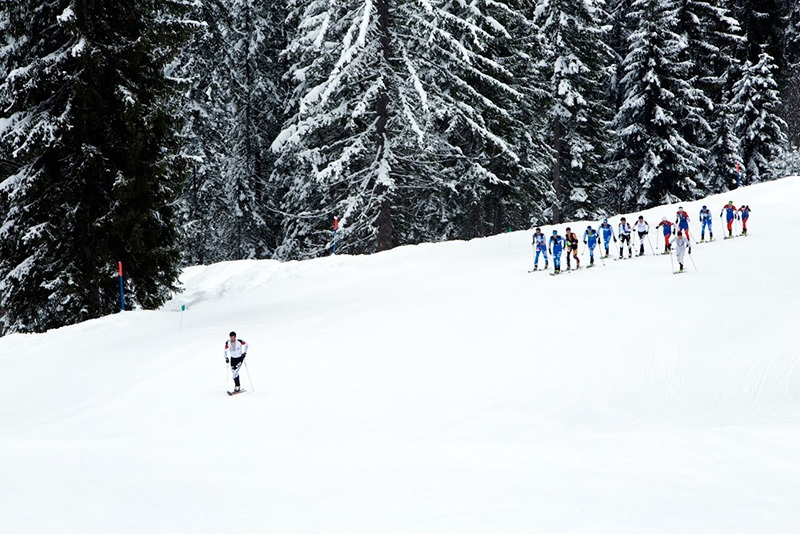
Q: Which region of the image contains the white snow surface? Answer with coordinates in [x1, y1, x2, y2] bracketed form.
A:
[2, 177, 800, 533]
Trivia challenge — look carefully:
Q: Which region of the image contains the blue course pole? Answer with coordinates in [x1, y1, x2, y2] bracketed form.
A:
[118, 261, 125, 311]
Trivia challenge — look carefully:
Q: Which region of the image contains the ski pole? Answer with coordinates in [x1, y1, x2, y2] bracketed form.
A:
[688, 249, 698, 272]
[244, 360, 255, 392]
[225, 361, 230, 389]
[669, 248, 675, 273]
[646, 233, 656, 255]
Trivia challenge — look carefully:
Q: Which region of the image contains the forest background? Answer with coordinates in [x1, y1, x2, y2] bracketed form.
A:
[1, 0, 799, 334]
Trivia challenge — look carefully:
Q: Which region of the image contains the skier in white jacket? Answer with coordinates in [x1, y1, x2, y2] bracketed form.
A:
[224, 331, 248, 392]
[669, 230, 691, 272]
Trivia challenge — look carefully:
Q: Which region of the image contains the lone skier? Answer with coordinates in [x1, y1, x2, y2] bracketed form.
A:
[224, 331, 248, 393]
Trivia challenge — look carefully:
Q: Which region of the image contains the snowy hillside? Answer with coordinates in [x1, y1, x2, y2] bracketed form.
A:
[1, 177, 799, 534]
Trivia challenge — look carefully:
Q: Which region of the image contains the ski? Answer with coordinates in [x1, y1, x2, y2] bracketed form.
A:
[527, 268, 548, 273]
[227, 389, 247, 396]
[673, 271, 686, 275]
[550, 267, 581, 276]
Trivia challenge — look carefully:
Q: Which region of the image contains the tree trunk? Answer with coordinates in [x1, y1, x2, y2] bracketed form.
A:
[375, 0, 393, 251]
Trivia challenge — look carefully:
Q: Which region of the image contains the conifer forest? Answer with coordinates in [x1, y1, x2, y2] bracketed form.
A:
[1, 0, 799, 333]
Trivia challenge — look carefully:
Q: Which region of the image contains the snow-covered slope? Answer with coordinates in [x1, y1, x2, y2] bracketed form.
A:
[1, 178, 799, 533]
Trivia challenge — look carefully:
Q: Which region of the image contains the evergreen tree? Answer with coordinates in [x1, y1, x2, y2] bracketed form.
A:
[171, 0, 239, 265]
[0, 0, 194, 334]
[673, 0, 743, 193]
[532, 0, 614, 222]
[606, 0, 635, 116]
[224, 0, 287, 259]
[608, 0, 707, 210]
[730, 51, 788, 184]
[708, 100, 743, 191]
[273, 0, 539, 258]
[674, 0, 742, 148]
[173, 0, 288, 263]
[782, 0, 800, 145]
[728, 0, 790, 71]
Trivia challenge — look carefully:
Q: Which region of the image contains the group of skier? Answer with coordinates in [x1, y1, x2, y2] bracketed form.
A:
[531, 201, 751, 275]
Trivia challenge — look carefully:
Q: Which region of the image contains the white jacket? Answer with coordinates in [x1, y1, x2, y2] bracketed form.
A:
[224, 339, 248, 360]
[670, 235, 689, 255]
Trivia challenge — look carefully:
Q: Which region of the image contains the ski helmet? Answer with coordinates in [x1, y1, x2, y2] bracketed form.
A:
[662, 216, 667, 221]
[702, 205, 707, 210]
[587, 225, 592, 230]
[552, 230, 558, 235]
[602, 218, 608, 224]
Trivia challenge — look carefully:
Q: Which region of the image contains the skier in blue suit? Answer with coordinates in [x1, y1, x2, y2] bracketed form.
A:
[699, 205, 713, 241]
[549, 230, 565, 274]
[583, 225, 599, 266]
[531, 227, 549, 271]
[598, 218, 616, 258]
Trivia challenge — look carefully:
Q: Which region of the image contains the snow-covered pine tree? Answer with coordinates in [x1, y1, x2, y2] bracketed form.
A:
[606, 0, 635, 124]
[173, 0, 287, 263]
[0, 0, 194, 334]
[673, 0, 743, 194]
[782, 0, 800, 145]
[224, 0, 287, 259]
[171, 0, 239, 265]
[708, 99, 743, 191]
[608, 0, 707, 211]
[674, 0, 742, 153]
[729, 51, 788, 185]
[273, 0, 536, 258]
[532, 0, 614, 222]
[728, 0, 790, 72]
[492, 1, 554, 229]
